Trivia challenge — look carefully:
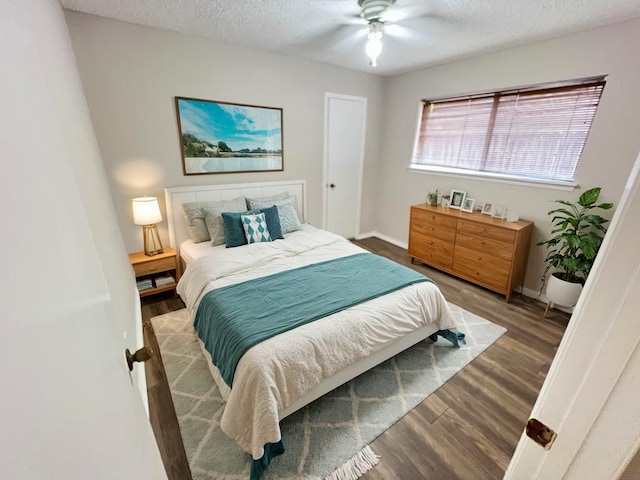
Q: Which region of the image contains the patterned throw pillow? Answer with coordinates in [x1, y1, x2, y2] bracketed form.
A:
[241, 213, 272, 244]
[245, 192, 289, 210]
[248, 197, 301, 234]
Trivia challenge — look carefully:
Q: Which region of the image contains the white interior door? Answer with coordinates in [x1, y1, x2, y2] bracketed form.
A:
[0, 2, 166, 478]
[323, 93, 367, 238]
[505, 152, 640, 479]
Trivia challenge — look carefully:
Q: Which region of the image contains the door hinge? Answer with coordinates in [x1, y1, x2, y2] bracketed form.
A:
[526, 418, 557, 450]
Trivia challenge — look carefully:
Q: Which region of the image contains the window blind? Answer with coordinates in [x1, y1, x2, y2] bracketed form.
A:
[411, 79, 605, 182]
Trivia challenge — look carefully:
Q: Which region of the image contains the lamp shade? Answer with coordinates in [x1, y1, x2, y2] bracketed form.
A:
[132, 197, 162, 225]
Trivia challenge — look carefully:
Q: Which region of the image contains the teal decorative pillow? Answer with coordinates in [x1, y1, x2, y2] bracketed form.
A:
[241, 213, 272, 244]
[222, 211, 254, 248]
[248, 197, 301, 234]
[259, 205, 284, 240]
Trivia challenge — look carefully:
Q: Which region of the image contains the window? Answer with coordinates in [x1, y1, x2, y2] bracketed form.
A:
[410, 77, 606, 185]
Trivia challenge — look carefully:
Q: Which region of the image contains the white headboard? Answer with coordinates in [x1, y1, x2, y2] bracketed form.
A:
[164, 180, 307, 254]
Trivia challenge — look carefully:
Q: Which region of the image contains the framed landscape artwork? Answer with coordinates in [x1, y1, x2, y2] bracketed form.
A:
[175, 97, 284, 175]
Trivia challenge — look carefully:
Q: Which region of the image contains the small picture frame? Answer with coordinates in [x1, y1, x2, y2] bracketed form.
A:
[482, 202, 493, 215]
[492, 204, 505, 219]
[461, 198, 475, 213]
[449, 189, 466, 209]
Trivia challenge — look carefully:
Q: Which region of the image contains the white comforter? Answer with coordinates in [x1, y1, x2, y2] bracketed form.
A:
[177, 225, 456, 460]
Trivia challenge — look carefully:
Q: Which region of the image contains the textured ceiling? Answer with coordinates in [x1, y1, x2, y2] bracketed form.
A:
[61, 0, 640, 76]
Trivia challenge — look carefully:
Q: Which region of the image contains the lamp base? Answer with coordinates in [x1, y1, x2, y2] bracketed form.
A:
[143, 224, 164, 256]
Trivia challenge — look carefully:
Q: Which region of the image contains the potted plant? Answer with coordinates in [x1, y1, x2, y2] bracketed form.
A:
[537, 187, 613, 309]
[426, 189, 440, 206]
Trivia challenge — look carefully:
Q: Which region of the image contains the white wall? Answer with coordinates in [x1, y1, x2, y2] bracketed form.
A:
[65, 11, 640, 295]
[65, 11, 386, 253]
[376, 19, 640, 294]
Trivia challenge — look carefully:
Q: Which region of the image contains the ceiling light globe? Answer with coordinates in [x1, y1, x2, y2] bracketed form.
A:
[365, 37, 382, 67]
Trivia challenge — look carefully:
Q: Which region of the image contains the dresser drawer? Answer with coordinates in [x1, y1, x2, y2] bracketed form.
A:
[453, 245, 511, 292]
[132, 257, 176, 277]
[457, 219, 516, 243]
[455, 231, 514, 261]
[410, 208, 457, 242]
[409, 232, 454, 270]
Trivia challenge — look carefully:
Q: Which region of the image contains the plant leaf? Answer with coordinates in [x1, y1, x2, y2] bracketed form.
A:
[579, 187, 601, 207]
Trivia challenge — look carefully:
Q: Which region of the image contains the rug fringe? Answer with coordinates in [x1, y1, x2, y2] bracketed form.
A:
[324, 445, 380, 480]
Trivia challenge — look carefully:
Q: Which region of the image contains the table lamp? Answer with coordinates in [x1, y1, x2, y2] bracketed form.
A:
[132, 196, 164, 256]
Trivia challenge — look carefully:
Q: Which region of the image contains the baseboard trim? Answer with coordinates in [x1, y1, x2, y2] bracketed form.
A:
[356, 231, 408, 249]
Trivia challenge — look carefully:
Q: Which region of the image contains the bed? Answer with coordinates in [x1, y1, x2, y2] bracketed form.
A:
[165, 180, 459, 479]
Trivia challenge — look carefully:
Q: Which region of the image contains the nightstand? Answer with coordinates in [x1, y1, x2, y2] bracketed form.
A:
[129, 247, 181, 298]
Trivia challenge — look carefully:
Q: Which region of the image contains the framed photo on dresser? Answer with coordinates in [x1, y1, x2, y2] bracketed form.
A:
[449, 189, 466, 209]
[461, 198, 475, 213]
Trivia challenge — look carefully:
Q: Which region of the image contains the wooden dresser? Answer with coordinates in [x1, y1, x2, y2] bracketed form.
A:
[408, 204, 533, 302]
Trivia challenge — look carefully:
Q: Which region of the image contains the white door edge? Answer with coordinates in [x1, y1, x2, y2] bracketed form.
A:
[505, 151, 640, 479]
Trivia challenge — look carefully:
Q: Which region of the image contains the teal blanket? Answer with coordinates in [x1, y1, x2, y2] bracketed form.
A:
[194, 252, 432, 388]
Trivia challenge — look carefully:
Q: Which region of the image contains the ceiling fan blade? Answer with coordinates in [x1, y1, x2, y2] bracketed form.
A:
[282, 23, 362, 55]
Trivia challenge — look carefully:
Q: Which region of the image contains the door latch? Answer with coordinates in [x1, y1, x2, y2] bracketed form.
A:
[526, 418, 557, 450]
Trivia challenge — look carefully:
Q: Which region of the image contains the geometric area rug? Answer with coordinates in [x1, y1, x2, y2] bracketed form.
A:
[151, 304, 506, 480]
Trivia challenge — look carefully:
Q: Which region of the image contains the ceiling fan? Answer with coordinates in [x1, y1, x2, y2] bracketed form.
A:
[358, 0, 397, 67]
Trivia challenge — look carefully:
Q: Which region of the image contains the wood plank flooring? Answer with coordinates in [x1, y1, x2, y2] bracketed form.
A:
[140, 236, 569, 480]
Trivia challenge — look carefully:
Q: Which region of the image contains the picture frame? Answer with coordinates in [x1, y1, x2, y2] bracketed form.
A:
[482, 202, 493, 215]
[461, 198, 475, 213]
[492, 204, 506, 219]
[175, 96, 284, 175]
[449, 189, 467, 209]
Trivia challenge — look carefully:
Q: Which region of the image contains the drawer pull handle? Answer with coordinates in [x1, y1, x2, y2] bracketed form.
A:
[149, 266, 157, 271]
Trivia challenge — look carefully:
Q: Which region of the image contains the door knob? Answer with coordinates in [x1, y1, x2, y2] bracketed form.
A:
[125, 346, 151, 371]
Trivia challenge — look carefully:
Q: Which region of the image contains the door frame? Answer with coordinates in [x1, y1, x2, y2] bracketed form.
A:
[322, 92, 367, 237]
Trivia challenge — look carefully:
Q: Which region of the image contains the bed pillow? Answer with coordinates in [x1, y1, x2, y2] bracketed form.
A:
[241, 213, 272, 244]
[259, 205, 284, 240]
[246, 192, 289, 211]
[222, 211, 254, 248]
[248, 197, 301, 234]
[182, 196, 246, 244]
[201, 197, 249, 246]
[222, 206, 283, 247]
[182, 202, 214, 243]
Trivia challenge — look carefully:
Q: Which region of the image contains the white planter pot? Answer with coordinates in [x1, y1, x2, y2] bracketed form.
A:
[546, 272, 583, 307]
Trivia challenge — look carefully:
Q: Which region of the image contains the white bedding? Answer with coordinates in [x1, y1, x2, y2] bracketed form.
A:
[177, 224, 456, 461]
[179, 238, 226, 265]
